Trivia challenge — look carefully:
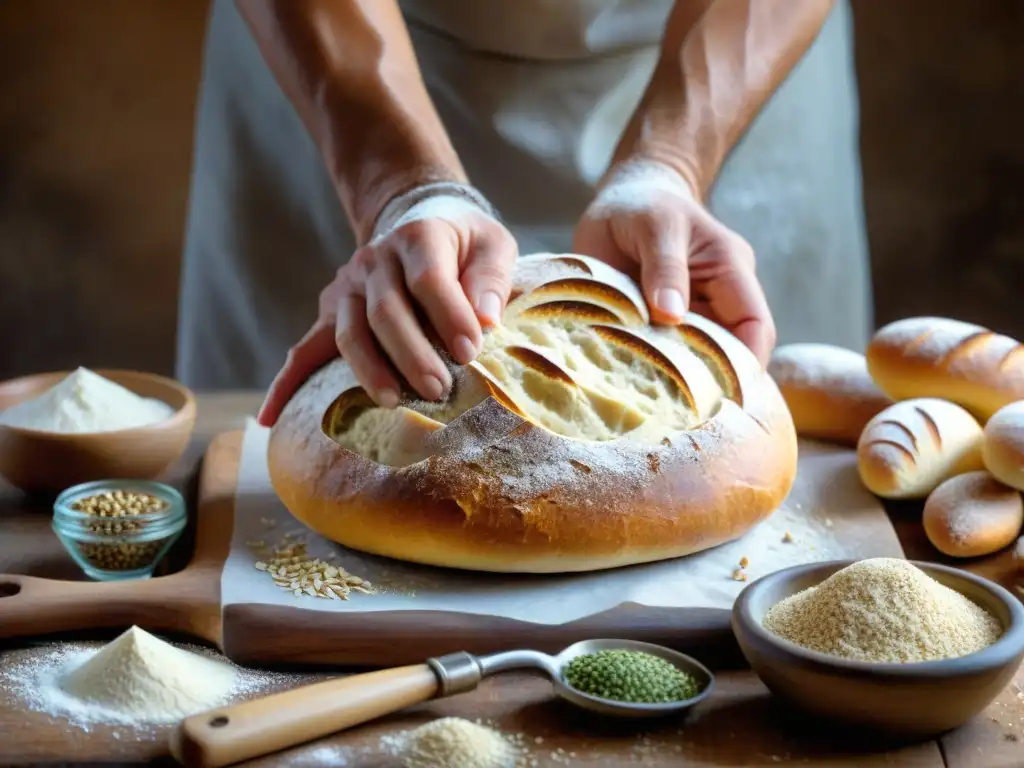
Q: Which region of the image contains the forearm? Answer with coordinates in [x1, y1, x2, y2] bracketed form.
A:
[236, 0, 465, 242]
[611, 0, 835, 199]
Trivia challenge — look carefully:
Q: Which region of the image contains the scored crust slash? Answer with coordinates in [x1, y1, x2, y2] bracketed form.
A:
[267, 252, 798, 574]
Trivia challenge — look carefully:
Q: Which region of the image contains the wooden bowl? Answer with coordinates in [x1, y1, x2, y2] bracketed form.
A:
[0, 370, 197, 494]
[732, 560, 1024, 738]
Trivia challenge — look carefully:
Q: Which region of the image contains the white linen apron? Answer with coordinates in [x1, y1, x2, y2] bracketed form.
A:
[175, 0, 871, 390]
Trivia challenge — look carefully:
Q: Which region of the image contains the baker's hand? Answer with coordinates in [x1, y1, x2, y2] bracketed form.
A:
[573, 159, 776, 367]
[257, 188, 517, 427]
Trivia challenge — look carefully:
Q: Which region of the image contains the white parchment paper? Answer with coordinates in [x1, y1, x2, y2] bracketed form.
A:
[221, 420, 904, 625]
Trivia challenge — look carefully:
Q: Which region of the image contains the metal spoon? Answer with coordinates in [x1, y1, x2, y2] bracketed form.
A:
[169, 638, 715, 768]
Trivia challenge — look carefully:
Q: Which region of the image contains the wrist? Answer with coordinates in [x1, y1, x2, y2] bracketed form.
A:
[369, 181, 500, 242]
[593, 157, 701, 212]
[609, 148, 705, 202]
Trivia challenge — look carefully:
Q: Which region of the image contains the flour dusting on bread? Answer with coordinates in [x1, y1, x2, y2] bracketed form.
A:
[267, 253, 797, 573]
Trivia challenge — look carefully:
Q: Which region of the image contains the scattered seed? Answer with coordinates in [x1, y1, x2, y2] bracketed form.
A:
[249, 536, 377, 601]
[67, 490, 174, 573]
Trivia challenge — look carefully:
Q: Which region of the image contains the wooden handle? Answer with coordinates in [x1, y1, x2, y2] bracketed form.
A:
[169, 663, 441, 767]
[0, 570, 221, 644]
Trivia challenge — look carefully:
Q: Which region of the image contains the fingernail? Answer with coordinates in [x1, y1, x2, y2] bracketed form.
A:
[452, 335, 477, 365]
[376, 389, 400, 409]
[420, 375, 445, 401]
[476, 292, 502, 325]
[654, 288, 686, 318]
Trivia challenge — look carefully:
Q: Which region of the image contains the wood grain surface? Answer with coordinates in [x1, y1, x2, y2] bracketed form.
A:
[0, 392, 1022, 767]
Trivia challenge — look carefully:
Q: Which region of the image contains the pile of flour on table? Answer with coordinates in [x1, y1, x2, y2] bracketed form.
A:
[1, 625, 295, 732]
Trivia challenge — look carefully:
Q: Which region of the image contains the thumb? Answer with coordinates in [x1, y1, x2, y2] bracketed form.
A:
[461, 229, 518, 327]
[257, 320, 337, 428]
[637, 217, 691, 325]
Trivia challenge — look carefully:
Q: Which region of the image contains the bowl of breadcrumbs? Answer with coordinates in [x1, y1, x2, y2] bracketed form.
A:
[732, 557, 1024, 738]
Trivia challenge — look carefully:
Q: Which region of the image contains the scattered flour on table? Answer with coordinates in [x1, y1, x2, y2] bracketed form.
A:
[284, 744, 355, 766]
[0, 626, 299, 733]
[0, 367, 174, 433]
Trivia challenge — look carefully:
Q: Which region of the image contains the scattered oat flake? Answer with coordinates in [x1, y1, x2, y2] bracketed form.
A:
[782, 531, 794, 543]
[250, 536, 377, 601]
[739, 556, 749, 568]
[732, 568, 747, 582]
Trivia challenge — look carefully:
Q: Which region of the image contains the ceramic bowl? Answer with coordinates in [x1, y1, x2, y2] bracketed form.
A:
[0, 370, 196, 494]
[732, 559, 1024, 738]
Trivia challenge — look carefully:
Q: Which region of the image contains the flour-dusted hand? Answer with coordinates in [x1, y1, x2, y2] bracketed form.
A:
[574, 160, 776, 367]
[258, 184, 517, 427]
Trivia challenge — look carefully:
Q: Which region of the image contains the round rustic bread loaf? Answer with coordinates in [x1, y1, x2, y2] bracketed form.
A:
[267, 253, 798, 573]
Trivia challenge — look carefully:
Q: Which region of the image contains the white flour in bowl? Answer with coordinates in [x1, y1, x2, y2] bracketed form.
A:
[0, 367, 175, 433]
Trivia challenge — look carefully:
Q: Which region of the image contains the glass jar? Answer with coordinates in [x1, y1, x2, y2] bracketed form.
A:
[52, 479, 187, 581]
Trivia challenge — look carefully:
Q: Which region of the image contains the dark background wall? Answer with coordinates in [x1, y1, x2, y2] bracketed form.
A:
[0, 0, 1021, 384]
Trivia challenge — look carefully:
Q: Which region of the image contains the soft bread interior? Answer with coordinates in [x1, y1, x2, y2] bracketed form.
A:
[324, 255, 736, 466]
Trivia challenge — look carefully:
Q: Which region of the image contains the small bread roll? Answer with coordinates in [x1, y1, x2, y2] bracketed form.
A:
[982, 401, 1024, 491]
[866, 316, 1024, 422]
[857, 398, 984, 499]
[923, 471, 1023, 558]
[768, 343, 893, 446]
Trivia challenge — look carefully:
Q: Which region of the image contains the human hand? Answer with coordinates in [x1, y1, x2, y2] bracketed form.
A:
[573, 160, 776, 366]
[257, 186, 517, 427]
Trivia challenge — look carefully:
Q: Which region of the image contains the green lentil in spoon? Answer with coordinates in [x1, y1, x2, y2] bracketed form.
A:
[562, 649, 701, 704]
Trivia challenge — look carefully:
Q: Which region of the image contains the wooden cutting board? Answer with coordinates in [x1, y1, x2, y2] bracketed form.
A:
[0, 430, 904, 668]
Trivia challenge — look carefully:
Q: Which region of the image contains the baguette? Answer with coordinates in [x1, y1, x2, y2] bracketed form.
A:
[768, 343, 892, 446]
[856, 397, 984, 499]
[268, 253, 798, 573]
[866, 316, 1024, 422]
[982, 401, 1024, 491]
[922, 471, 1023, 558]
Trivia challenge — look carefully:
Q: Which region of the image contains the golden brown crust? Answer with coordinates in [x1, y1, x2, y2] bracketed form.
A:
[856, 398, 985, 500]
[866, 317, 1024, 423]
[982, 402, 1024, 492]
[768, 343, 892, 446]
[922, 471, 1023, 558]
[267, 253, 798, 573]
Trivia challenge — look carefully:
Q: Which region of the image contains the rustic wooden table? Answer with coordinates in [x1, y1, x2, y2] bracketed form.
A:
[1, 392, 1022, 768]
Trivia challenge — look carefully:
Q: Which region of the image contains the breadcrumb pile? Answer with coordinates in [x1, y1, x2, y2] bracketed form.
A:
[762, 558, 1003, 663]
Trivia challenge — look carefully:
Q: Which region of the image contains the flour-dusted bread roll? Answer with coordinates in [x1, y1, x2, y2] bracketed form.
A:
[768, 343, 892, 446]
[268, 253, 798, 573]
[856, 398, 984, 499]
[866, 317, 1024, 422]
[982, 401, 1024, 491]
[922, 471, 1024, 558]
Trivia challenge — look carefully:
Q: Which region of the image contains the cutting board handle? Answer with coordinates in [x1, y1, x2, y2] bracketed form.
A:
[0, 571, 218, 641]
[170, 664, 442, 767]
